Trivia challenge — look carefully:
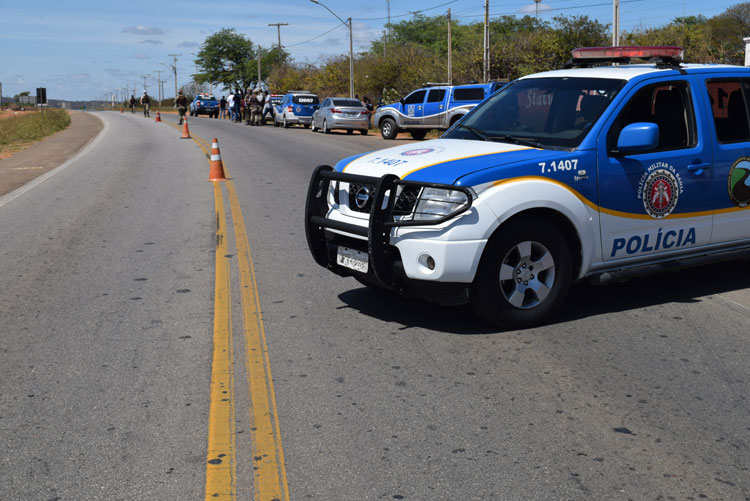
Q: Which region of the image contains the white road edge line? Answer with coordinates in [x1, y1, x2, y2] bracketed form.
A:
[0, 112, 109, 210]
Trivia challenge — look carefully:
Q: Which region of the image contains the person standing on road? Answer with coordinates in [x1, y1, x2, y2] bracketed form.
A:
[249, 90, 262, 126]
[129, 95, 136, 114]
[228, 92, 236, 122]
[175, 90, 188, 125]
[219, 96, 227, 119]
[261, 90, 272, 124]
[140, 91, 151, 117]
[363, 95, 373, 128]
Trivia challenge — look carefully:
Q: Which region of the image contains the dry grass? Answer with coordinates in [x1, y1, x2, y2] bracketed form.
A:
[0, 109, 71, 146]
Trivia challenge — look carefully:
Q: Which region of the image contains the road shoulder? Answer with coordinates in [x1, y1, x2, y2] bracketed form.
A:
[0, 111, 103, 198]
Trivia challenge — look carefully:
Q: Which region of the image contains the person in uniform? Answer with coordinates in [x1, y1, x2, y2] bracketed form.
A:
[129, 95, 136, 114]
[175, 90, 188, 125]
[140, 91, 151, 117]
[249, 90, 262, 125]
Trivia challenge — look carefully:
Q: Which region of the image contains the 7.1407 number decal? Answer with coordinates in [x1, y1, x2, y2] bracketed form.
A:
[539, 159, 578, 174]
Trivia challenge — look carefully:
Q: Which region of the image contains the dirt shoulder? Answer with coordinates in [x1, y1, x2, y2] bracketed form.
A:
[0, 111, 103, 198]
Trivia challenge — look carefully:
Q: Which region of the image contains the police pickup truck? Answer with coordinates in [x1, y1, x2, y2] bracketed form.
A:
[306, 46, 750, 328]
[374, 82, 506, 140]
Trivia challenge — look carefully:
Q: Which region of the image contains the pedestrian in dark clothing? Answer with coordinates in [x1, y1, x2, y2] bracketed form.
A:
[175, 90, 188, 125]
[219, 96, 227, 119]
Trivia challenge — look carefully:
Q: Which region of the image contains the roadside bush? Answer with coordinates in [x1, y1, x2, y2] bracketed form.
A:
[0, 109, 71, 145]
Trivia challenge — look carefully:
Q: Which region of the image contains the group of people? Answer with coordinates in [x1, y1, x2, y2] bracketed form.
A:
[128, 92, 151, 117]
[218, 89, 274, 125]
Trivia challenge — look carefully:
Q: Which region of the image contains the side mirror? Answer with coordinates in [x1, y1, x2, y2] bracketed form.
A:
[616, 122, 659, 154]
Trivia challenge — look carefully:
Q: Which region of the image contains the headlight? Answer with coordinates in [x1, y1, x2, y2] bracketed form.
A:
[412, 187, 472, 221]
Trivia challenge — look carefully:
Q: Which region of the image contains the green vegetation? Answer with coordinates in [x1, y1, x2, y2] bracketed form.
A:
[0, 109, 71, 146]
[192, 3, 750, 101]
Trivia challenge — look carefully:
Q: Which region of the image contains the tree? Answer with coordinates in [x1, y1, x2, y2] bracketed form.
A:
[194, 28, 255, 92]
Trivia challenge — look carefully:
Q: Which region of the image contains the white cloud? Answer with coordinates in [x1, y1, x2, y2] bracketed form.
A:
[122, 25, 164, 35]
[140, 39, 163, 45]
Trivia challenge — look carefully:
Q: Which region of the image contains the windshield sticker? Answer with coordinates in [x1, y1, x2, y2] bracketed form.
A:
[611, 227, 696, 257]
[728, 157, 750, 207]
[637, 163, 683, 219]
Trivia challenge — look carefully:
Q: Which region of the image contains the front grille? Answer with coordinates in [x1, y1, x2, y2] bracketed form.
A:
[346, 184, 422, 217]
[348, 183, 375, 213]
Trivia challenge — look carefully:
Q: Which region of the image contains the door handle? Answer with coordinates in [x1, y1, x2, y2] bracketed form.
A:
[687, 162, 711, 175]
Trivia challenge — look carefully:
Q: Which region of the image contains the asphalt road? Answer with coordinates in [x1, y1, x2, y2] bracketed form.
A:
[1, 111, 749, 500]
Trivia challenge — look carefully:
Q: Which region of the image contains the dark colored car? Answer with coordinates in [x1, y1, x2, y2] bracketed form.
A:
[190, 93, 219, 118]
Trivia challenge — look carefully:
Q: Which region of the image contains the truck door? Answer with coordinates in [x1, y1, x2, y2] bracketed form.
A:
[704, 77, 750, 243]
[401, 89, 427, 126]
[597, 77, 714, 262]
[423, 88, 447, 127]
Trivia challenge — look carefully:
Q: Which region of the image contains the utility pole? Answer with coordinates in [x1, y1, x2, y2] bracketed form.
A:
[141, 75, 149, 93]
[483, 0, 490, 83]
[385, 0, 390, 57]
[268, 22, 288, 65]
[167, 53, 180, 98]
[534, 0, 542, 19]
[154, 70, 163, 108]
[612, 0, 620, 45]
[257, 46, 262, 87]
[447, 9, 452, 85]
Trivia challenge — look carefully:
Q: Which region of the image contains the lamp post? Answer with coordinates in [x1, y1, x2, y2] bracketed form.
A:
[310, 0, 354, 98]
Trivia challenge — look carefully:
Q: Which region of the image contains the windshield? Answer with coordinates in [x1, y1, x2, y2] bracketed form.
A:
[443, 77, 626, 149]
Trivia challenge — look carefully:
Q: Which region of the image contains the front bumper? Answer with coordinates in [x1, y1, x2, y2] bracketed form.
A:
[305, 165, 476, 303]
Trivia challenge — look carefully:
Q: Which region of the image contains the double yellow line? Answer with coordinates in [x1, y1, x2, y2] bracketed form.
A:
[170, 122, 289, 500]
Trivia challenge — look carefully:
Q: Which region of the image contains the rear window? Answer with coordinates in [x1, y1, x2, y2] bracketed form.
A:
[453, 87, 485, 101]
[293, 95, 319, 105]
[332, 99, 362, 107]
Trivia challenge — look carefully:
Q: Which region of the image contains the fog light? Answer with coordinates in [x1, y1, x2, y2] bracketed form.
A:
[417, 253, 436, 274]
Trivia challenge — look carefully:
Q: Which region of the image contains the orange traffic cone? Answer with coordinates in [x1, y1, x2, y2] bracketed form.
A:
[180, 117, 191, 139]
[155, 111, 161, 122]
[208, 138, 227, 181]
[120, 106, 124, 113]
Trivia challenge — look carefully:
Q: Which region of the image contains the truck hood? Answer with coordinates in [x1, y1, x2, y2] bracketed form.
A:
[336, 138, 560, 185]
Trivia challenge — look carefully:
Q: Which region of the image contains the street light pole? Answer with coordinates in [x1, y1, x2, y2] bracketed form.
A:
[268, 22, 288, 65]
[310, 0, 354, 98]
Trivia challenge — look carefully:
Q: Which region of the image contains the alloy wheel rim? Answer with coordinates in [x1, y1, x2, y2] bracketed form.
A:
[498, 240, 556, 309]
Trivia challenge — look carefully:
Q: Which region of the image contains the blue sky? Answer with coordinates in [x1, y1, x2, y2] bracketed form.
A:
[0, 0, 742, 101]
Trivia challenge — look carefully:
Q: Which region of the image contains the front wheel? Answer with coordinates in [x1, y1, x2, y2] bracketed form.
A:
[360, 129, 368, 136]
[380, 118, 398, 140]
[410, 130, 427, 140]
[470, 216, 571, 328]
[323, 120, 330, 134]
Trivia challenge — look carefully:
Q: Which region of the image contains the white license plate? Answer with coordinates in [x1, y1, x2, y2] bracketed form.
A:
[336, 246, 368, 273]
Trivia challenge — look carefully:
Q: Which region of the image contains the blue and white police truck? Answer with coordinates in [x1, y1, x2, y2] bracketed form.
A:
[373, 81, 506, 140]
[306, 46, 750, 328]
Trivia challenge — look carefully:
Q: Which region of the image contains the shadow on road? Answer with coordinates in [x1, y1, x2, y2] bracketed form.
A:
[337, 259, 750, 335]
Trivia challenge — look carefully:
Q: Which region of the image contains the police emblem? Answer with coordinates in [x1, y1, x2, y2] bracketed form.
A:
[642, 169, 679, 218]
[400, 146, 444, 156]
[728, 157, 750, 207]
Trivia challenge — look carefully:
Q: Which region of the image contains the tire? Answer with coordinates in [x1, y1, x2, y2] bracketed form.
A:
[380, 118, 398, 140]
[360, 129, 368, 136]
[311, 121, 317, 132]
[274, 118, 280, 127]
[323, 120, 330, 134]
[346, 129, 353, 135]
[283, 116, 290, 129]
[304, 124, 310, 129]
[470, 216, 572, 328]
[410, 130, 427, 140]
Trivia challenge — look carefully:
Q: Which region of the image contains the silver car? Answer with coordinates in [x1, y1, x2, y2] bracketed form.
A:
[311, 97, 369, 135]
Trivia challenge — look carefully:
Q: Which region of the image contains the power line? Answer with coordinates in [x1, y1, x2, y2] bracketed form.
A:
[353, 0, 458, 21]
[286, 23, 346, 48]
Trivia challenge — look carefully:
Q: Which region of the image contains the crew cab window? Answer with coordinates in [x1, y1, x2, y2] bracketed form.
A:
[706, 79, 750, 143]
[607, 81, 696, 153]
[427, 89, 446, 103]
[403, 90, 426, 105]
[453, 87, 484, 101]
